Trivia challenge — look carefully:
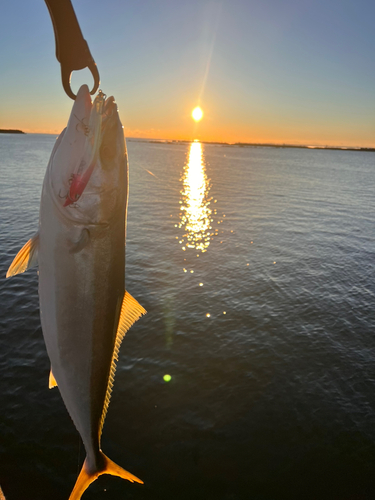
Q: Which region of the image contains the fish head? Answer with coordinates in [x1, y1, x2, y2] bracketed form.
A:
[46, 85, 127, 225]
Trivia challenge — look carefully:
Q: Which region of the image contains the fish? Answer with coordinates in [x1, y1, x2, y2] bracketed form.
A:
[6, 84, 146, 499]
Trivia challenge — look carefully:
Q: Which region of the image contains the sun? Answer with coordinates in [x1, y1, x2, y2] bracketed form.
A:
[192, 106, 203, 122]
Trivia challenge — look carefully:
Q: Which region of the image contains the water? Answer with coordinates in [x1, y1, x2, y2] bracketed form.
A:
[0, 134, 375, 499]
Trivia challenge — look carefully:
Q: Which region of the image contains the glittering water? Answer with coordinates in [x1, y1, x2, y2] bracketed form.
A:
[179, 141, 213, 253]
[0, 134, 375, 500]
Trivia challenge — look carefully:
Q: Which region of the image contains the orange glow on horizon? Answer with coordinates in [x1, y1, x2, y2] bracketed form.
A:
[14, 126, 374, 149]
[5, 112, 374, 149]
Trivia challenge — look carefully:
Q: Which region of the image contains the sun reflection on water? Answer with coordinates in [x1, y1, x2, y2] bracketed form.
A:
[179, 141, 212, 253]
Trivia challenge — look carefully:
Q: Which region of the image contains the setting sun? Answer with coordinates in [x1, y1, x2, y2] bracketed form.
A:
[192, 106, 203, 122]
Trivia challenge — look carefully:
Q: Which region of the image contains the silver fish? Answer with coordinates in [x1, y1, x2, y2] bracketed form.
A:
[6, 84, 146, 499]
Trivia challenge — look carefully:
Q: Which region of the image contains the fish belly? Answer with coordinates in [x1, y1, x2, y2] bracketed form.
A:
[38, 189, 125, 459]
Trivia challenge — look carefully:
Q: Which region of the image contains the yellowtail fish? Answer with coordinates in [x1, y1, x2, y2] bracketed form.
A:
[6, 84, 146, 499]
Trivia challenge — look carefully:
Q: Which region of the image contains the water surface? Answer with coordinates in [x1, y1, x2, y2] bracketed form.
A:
[0, 134, 374, 499]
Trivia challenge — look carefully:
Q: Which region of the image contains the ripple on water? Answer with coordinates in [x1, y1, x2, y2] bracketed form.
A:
[1, 137, 375, 498]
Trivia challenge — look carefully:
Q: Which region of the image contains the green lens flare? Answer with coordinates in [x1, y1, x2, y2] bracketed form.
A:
[163, 374, 172, 382]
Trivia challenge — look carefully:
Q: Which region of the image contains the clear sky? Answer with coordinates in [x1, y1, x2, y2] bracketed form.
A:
[1, 0, 374, 146]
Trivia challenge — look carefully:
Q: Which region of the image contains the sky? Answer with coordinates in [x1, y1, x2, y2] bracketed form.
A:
[1, 0, 375, 146]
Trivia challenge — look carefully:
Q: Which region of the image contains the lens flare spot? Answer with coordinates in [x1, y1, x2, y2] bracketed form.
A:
[163, 374, 172, 382]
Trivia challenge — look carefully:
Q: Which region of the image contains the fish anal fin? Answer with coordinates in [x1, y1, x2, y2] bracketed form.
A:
[69, 453, 143, 500]
[49, 369, 58, 389]
[99, 291, 146, 435]
[6, 232, 39, 278]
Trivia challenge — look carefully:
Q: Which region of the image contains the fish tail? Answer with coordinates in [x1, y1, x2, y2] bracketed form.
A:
[100, 452, 144, 484]
[69, 452, 143, 500]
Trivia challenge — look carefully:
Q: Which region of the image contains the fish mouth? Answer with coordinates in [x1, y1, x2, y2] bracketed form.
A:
[47, 85, 125, 225]
[64, 89, 115, 207]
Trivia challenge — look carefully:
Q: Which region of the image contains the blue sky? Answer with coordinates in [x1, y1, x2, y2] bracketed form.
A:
[1, 0, 374, 145]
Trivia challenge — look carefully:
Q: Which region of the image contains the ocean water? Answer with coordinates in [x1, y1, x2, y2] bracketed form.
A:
[0, 133, 375, 500]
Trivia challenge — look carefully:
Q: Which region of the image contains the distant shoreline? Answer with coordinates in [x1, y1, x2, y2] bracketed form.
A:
[0, 129, 25, 134]
[127, 138, 375, 152]
[0, 131, 373, 152]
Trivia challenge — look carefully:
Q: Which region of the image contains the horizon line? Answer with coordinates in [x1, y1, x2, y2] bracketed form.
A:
[1, 130, 374, 151]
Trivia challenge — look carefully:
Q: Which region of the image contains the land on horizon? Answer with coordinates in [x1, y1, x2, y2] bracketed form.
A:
[1, 130, 373, 152]
[128, 138, 375, 152]
[0, 129, 25, 134]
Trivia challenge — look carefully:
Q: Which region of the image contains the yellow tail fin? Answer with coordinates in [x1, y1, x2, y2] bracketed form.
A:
[69, 452, 143, 500]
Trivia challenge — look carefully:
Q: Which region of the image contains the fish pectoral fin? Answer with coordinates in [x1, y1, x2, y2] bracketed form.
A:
[6, 232, 39, 278]
[48, 369, 58, 389]
[69, 453, 143, 500]
[69, 228, 90, 254]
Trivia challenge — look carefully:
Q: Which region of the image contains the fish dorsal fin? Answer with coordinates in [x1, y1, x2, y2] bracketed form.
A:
[49, 369, 58, 389]
[99, 291, 146, 436]
[116, 291, 147, 341]
[6, 232, 39, 278]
